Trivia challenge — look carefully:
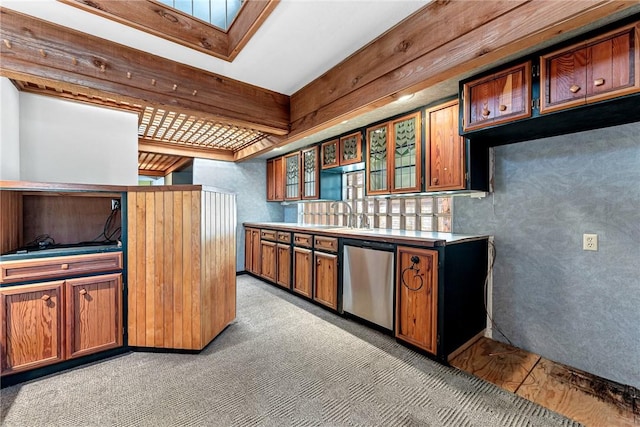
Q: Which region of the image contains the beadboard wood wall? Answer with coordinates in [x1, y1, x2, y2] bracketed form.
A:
[127, 185, 236, 351]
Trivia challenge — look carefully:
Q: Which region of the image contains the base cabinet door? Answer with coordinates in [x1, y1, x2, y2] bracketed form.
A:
[276, 243, 291, 289]
[66, 273, 123, 359]
[293, 247, 312, 298]
[313, 252, 338, 310]
[395, 247, 438, 355]
[260, 240, 277, 282]
[0, 281, 65, 375]
[245, 228, 261, 275]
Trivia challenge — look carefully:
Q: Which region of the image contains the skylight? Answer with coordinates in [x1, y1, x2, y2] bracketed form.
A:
[156, 0, 242, 31]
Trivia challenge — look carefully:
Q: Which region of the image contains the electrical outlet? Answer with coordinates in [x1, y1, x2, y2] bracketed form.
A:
[111, 199, 121, 210]
[583, 233, 598, 251]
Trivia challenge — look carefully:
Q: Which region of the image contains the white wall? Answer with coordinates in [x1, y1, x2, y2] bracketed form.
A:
[19, 93, 138, 185]
[0, 78, 21, 180]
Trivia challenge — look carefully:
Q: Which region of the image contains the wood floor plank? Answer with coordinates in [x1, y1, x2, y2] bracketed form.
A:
[449, 336, 540, 393]
[516, 358, 640, 427]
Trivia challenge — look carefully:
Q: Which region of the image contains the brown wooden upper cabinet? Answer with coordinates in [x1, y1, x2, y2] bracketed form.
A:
[301, 146, 319, 199]
[321, 131, 362, 170]
[366, 111, 422, 195]
[462, 61, 532, 131]
[426, 100, 466, 191]
[284, 151, 301, 201]
[266, 157, 284, 202]
[321, 139, 339, 169]
[540, 22, 640, 114]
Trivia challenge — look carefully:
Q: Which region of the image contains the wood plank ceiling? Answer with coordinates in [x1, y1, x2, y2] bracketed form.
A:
[2, 2, 639, 176]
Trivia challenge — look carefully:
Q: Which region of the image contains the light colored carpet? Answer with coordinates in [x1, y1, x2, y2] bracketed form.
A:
[1, 275, 580, 426]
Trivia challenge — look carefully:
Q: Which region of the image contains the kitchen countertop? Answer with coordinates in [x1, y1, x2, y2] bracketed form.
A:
[243, 222, 489, 247]
[0, 244, 123, 262]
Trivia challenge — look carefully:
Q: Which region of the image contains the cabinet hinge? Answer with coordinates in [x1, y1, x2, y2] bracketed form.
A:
[532, 64, 540, 78]
[465, 172, 469, 182]
[531, 98, 540, 110]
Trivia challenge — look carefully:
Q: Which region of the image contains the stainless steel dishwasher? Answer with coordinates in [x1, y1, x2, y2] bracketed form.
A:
[342, 239, 395, 331]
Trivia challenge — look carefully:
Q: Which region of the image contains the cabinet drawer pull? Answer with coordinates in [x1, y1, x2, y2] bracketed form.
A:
[499, 104, 507, 111]
[61, 264, 69, 270]
[41, 294, 50, 301]
[569, 84, 581, 93]
[79, 289, 87, 295]
[593, 78, 605, 87]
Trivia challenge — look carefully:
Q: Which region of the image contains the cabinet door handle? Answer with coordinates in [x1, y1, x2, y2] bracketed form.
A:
[499, 104, 507, 111]
[317, 259, 321, 265]
[481, 108, 490, 117]
[41, 294, 50, 301]
[432, 177, 439, 185]
[79, 289, 87, 295]
[594, 78, 605, 87]
[60, 263, 69, 270]
[569, 84, 581, 93]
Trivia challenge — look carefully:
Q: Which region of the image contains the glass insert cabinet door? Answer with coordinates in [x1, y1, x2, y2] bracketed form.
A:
[301, 146, 319, 199]
[366, 123, 389, 194]
[366, 111, 422, 195]
[390, 111, 421, 193]
[321, 139, 339, 169]
[284, 152, 301, 200]
[339, 132, 362, 166]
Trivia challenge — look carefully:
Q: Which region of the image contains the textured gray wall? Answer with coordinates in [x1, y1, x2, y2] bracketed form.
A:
[453, 122, 640, 388]
[192, 158, 284, 271]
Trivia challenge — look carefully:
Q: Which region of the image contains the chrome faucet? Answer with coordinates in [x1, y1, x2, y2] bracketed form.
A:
[358, 212, 371, 229]
[330, 200, 355, 228]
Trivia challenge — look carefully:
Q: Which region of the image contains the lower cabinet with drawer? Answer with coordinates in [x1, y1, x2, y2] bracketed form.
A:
[292, 233, 313, 298]
[0, 255, 123, 377]
[313, 236, 339, 310]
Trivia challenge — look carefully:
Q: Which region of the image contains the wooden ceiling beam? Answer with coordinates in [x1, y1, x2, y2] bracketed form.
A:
[58, 0, 279, 62]
[289, 0, 640, 138]
[0, 7, 290, 136]
[139, 138, 235, 162]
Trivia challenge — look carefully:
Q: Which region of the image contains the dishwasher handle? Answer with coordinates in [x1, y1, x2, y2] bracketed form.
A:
[343, 239, 395, 252]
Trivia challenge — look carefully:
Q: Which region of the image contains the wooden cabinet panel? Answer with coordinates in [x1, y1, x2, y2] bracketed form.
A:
[314, 236, 338, 253]
[463, 61, 532, 131]
[396, 246, 438, 355]
[1, 281, 65, 375]
[1, 252, 123, 284]
[245, 228, 260, 275]
[260, 229, 277, 241]
[541, 23, 639, 114]
[276, 231, 291, 244]
[273, 157, 285, 201]
[293, 233, 312, 248]
[260, 240, 277, 282]
[266, 159, 275, 201]
[313, 252, 338, 310]
[426, 100, 466, 191]
[65, 273, 122, 359]
[293, 247, 312, 298]
[266, 158, 285, 202]
[276, 243, 291, 289]
[0, 191, 22, 255]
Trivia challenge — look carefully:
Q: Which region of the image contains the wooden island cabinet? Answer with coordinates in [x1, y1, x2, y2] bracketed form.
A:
[127, 185, 236, 351]
[0, 182, 125, 379]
